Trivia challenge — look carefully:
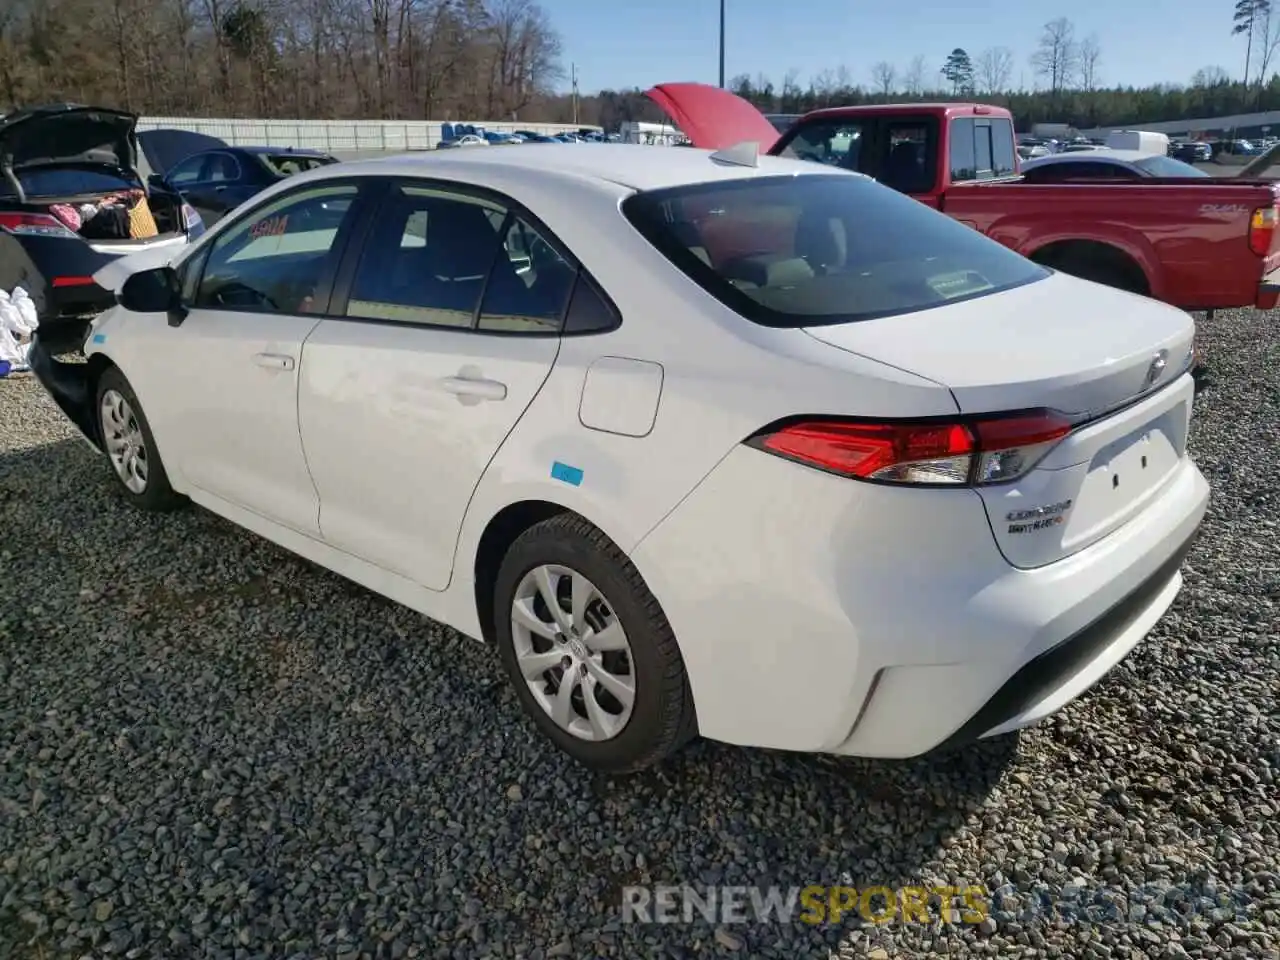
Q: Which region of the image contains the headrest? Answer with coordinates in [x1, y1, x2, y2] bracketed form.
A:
[722, 254, 814, 288]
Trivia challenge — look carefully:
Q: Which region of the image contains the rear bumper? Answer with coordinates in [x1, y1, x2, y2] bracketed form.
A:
[937, 527, 1197, 748]
[29, 333, 101, 450]
[1258, 265, 1280, 307]
[631, 444, 1210, 758]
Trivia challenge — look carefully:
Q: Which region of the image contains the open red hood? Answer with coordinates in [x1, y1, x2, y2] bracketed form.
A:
[645, 83, 782, 152]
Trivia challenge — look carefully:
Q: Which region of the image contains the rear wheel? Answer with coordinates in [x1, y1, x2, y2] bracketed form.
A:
[95, 366, 184, 511]
[1037, 245, 1149, 296]
[493, 514, 696, 773]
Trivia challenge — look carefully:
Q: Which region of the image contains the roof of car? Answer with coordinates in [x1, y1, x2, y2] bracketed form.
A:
[233, 145, 334, 157]
[339, 143, 851, 192]
[1021, 149, 1151, 167]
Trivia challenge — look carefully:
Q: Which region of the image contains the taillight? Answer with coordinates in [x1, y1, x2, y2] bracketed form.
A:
[0, 212, 79, 238]
[748, 410, 1074, 487]
[1249, 206, 1277, 256]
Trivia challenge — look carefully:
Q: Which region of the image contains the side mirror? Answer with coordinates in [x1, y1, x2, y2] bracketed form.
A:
[119, 266, 187, 326]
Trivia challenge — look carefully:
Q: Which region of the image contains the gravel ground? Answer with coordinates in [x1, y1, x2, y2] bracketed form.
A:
[1, 311, 1278, 960]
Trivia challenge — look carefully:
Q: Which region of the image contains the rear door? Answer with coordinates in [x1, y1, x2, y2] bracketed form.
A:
[297, 179, 579, 590]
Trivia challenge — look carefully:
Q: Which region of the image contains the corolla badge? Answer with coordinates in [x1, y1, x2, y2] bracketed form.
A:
[1141, 350, 1169, 391]
[1006, 499, 1073, 534]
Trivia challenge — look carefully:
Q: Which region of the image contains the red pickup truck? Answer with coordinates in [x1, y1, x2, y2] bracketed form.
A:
[648, 83, 1280, 312]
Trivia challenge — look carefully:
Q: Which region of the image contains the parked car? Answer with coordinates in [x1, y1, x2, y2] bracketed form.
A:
[1171, 141, 1213, 163]
[1019, 150, 1210, 181]
[164, 146, 338, 227]
[513, 130, 559, 143]
[649, 83, 1280, 313]
[0, 103, 205, 352]
[31, 144, 1208, 771]
[437, 134, 489, 149]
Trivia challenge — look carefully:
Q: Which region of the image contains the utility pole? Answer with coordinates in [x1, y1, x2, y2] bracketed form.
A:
[571, 63, 579, 125]
[718, 0, 726, 88]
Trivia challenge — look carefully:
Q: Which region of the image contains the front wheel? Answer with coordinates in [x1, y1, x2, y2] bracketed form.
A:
[95, 366, 184, 511]
[493, 514, 697, 773]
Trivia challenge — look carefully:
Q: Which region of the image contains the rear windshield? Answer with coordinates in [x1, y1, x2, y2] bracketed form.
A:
[6, 166, 136, 198]
[621, 173, 1048, 328]
[1133, 155, 1210, 178]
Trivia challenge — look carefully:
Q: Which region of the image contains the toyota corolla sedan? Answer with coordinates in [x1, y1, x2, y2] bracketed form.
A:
[30, 144, 1209, 772]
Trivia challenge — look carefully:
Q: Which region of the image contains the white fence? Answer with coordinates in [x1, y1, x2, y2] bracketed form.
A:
[136, 116, 601, 154]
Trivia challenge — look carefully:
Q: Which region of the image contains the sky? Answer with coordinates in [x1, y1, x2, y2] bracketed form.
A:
[541, 0, 1250, 95]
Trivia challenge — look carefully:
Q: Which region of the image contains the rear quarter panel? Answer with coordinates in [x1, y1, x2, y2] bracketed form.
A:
[942, 181, 1280, 309]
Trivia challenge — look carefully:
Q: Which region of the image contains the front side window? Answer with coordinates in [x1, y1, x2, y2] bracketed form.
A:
[622, 173, 1048, 328]
[778, 121, 865, 171]
[194, 183, 358, 314]
[881, 121, 937, 193]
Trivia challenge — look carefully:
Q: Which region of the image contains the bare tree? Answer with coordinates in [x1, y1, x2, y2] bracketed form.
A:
[833, 64, 852, 92]
[1252, 2, 1280, 100]
[810, 68, 836, 102]
[974, 46, 1013, 94]
[1030, 16, 1078, 99]
[902, 54, 928, 95]
[870, 61, 895, 96]
[780, 67, 802, 111]
[1077, 33, 1102, 90]
[1191, 64, 1232, 86]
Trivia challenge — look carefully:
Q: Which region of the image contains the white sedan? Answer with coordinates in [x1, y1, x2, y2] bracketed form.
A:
[31, 143, 1209, 772]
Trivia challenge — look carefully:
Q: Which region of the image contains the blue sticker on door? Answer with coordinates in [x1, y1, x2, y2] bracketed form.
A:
[551, 461, 583, 486]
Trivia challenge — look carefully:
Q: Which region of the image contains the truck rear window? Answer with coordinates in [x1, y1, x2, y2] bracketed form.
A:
[622, 173, 1048, 328]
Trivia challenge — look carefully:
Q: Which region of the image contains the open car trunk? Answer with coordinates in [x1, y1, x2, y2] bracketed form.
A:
[22, 172, 184, 243]
[1, 105, 185, 244]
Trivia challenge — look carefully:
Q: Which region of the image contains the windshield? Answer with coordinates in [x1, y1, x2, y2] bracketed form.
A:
[622, 173, 1049, 328]
[1134, 155, 1210, 178]
[259, 154, 336, 177]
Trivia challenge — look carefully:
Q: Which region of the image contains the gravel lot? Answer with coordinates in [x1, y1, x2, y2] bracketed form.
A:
[2, 310, 1278, 960]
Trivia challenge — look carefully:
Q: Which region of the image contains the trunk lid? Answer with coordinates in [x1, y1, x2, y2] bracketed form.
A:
[0, 104, 140, 203]
[804, 271, 1197, 568]
[645, 83, 782, 152]
[0, 104, 138, 170]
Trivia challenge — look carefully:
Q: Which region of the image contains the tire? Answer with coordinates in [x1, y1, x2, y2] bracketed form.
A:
[493, 513, 696, 773]
[95, 366, 184, 512]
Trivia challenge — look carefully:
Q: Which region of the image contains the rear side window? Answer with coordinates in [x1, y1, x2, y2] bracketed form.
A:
[950, 117, 1018, 182]
[622, 173, 1048, 328]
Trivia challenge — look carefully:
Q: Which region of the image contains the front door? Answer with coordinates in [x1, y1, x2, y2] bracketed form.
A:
[298, 180, 577, 589]
[142, 180, 368, 535]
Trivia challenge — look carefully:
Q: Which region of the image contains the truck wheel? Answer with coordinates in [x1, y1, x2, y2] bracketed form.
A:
[1037, 245, 1149, 296]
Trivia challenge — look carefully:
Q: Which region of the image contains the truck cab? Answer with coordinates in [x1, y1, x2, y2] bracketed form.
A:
[769, 103, 1019, 209]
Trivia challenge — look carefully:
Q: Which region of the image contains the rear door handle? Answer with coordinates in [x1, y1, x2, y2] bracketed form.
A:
[253, 352, 295, 371]
[440, 376, 507, 401]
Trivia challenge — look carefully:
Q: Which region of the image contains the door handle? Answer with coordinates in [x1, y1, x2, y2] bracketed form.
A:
[253, 352, 295, 371]
[440, 376, 507, 401]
